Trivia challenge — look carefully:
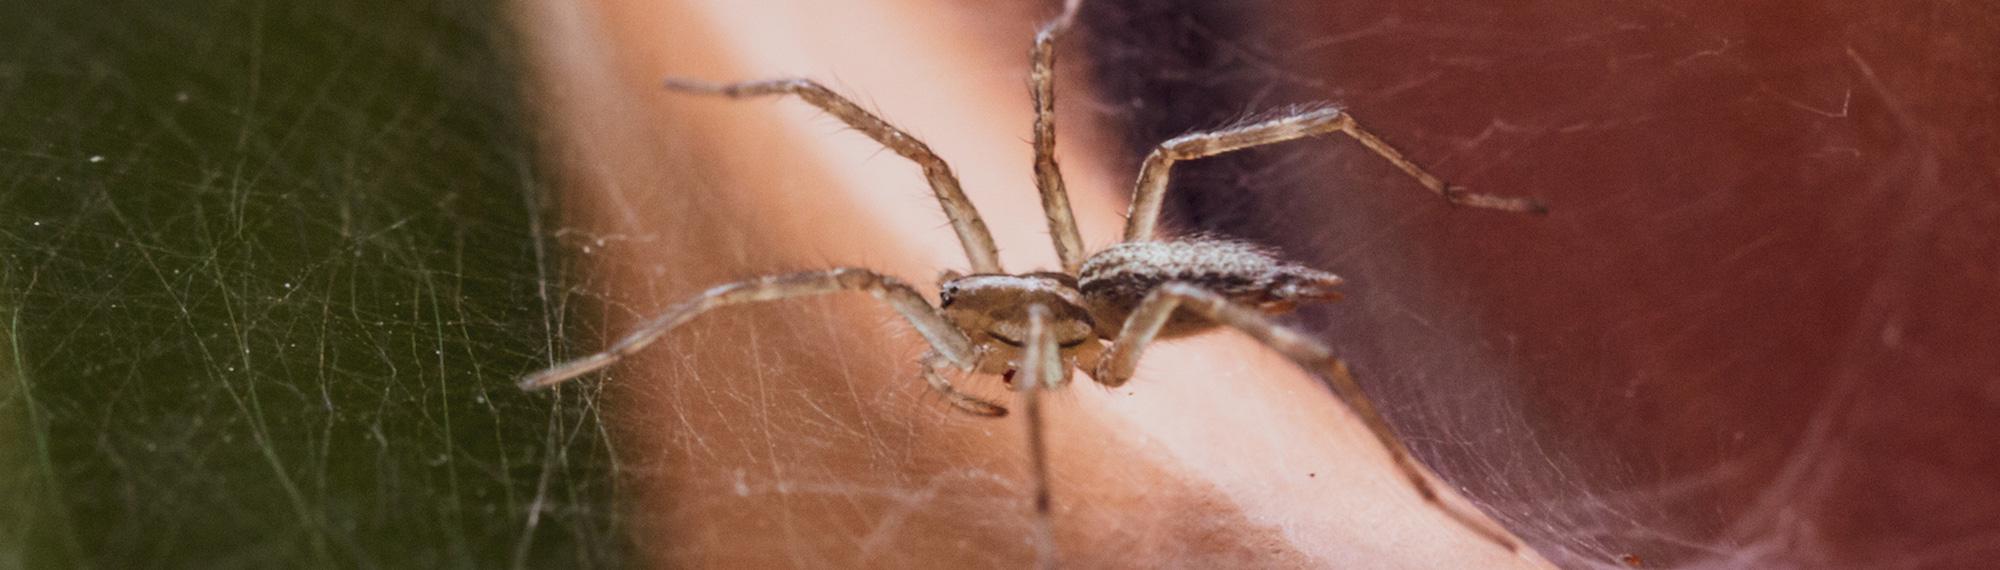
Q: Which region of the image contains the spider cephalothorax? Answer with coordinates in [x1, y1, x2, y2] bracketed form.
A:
[936, 271, 1100, 379]
[521, 0, 1540, 564]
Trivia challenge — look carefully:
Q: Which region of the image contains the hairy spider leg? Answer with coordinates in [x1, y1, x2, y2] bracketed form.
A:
[664, 77, 1005, 274]
[1029, 0, 1088, 274]
[1123, 107, 1547, 243]
[920, 351, 1008, 417]
[519, 268, 975, 390]
[1094, 283, 1522, 553]
[1020, 303, 1062, 570]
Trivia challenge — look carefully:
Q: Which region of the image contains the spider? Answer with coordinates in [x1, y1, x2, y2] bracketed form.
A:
[521, 0, 1543, 565]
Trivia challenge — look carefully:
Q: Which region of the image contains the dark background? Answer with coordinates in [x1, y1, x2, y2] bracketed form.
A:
[1, 1, 620, 567]
[3, 0, 1995, 568]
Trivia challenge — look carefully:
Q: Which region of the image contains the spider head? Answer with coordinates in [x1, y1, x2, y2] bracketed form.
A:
[938, 272, 1102, 379]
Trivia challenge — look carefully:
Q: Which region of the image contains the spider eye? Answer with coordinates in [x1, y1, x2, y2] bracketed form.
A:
[938, 289, 955, 307]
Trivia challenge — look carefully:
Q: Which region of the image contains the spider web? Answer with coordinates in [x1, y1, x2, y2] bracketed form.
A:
[4, 0, 1996, 569]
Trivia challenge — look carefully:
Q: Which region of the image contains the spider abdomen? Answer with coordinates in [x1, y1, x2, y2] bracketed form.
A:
[1077, 237, 1344, 339]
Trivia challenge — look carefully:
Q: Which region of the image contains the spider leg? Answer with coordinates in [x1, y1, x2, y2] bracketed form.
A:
[1091, 283, 1522, 553]
[1020, 303, 1061, 570]
[920, 351, 1008, 417]
[1029, 0, 1088, 274]
[1122, 107, 1547, 242]
[664, 78, 1004, 274]
[520, 268, 975, 390]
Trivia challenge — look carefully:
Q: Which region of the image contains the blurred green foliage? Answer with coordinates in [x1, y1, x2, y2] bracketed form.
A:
[0, 1, 620, 567]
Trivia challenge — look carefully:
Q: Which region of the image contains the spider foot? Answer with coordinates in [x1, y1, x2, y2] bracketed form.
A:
[1442, 184, 1549, 215]
[950, 398, 1008, 418]
[1089, 363, 1131, 388]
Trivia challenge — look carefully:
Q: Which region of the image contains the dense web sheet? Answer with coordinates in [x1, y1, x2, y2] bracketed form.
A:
[4, 0, 1997, 568]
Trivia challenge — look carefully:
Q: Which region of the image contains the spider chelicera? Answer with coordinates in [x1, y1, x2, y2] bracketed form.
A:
[520, 0, 1543, 565]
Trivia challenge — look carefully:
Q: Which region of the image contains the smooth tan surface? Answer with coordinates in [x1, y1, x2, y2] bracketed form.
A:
[516, 0, 1548, 567]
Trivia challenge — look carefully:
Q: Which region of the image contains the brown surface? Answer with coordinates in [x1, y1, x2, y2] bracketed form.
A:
[1081, 1, 2000, 568]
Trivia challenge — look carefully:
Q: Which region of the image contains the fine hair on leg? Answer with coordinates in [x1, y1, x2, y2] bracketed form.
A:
[1122, 106, 1548, 242]
[1020, 303, 1061, 570]
[1029, 0, 1088, 273]
[921, 351, 1008, 417]
[664, 77, 1005, 273]
[520, 268, 975, 390]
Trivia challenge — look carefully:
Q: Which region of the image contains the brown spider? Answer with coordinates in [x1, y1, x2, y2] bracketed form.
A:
[520, 0, 1542, 565]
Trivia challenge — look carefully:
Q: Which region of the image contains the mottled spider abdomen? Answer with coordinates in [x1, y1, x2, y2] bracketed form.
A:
[1077, 237, 1345, 339]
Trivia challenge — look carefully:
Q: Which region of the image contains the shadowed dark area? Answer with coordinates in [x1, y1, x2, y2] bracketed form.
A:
[0, 1, 622, 567]
[1088, 0, 1999, 568]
